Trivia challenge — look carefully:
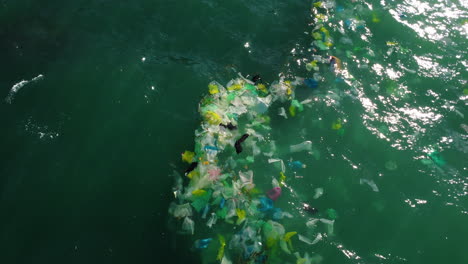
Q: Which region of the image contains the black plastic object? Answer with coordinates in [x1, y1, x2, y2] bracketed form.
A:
[219, 123, 237, 130]
[251, 74, 262, 84]
[185, 162, 198, 175]
[235, 134, 250, 154]
[303, 203, 319, 215]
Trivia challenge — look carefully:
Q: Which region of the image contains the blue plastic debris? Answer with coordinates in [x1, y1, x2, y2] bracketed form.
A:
[304, 78, 319, 89]
[258, 197, 274, 212]
[194, 238, 213, 249]
[288, 160, 306, 170]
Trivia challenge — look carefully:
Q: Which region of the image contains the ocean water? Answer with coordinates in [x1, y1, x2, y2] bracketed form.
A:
[0, 0, 467, 264]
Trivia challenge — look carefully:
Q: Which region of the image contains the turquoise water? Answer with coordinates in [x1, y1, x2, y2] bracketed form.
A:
[1, 0, 467, 263]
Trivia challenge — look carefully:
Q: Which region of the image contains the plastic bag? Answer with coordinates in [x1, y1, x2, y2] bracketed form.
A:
[290, 141, 313, 153]
[182, 217, 195, 235]
[169, 203, 193, 218]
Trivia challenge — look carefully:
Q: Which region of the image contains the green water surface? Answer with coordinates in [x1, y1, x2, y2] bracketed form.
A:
[1, 0, 466, 264]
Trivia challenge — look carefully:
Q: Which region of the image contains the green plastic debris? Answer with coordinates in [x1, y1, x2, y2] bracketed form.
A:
[208, 83, 219, 94]
[181, 150, 195, 163]
[326, 208, 338, 220]
[428, 151, 446, 166]
[216, 207, 228, 219]
[191, 190, 212, 212]
[217, 234, 226, 260]
[312, 32, 322, 40]
[244, 83, 258, 95]
[289, 100, 303, 117]
[291, 100, 304, 112]
[314, 40, 329, 50]
[385, 160, 398, 171]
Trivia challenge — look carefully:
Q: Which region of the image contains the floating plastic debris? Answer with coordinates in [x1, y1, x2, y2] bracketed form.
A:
[290, 141, 313, 153]
[289, 160, 307, 170]
[313, 188, 324, 199]
[360, 179, 379, 192]
[194, 238, 213, 249]
[5, 74, 44, 103]
[385, 160, 398, 171]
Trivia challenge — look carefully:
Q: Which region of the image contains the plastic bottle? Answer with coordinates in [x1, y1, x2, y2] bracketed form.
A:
[206, 213, 217, 228]
[288, 160, 306, 170]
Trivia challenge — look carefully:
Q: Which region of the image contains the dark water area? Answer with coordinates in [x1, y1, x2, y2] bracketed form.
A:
[1, 0, 467, 264]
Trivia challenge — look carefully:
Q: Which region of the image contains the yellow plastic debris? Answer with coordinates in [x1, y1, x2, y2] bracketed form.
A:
[284, 231, 297, 252]
[236, 209, 246, 225]
[192, 189, 207, 196]
[227, 83, 243, 91]
[313, 2, 322, 7]
[205, 111, 222, 125]
[217, 234, 226, 260]
[257, 83, 268, 93]
[284, 231, 297, 241]
[279, 172, 286, 186]
[372, 13, 381, 23]
[289, 105, 296, 117]
[332, 119, 342, 130]
[315, 14, 326, 20]
[208, 83, 219, 94]
[186, 170, 198, 179]
[319, 27, 330, 37]
[181, 151, 195, 163]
